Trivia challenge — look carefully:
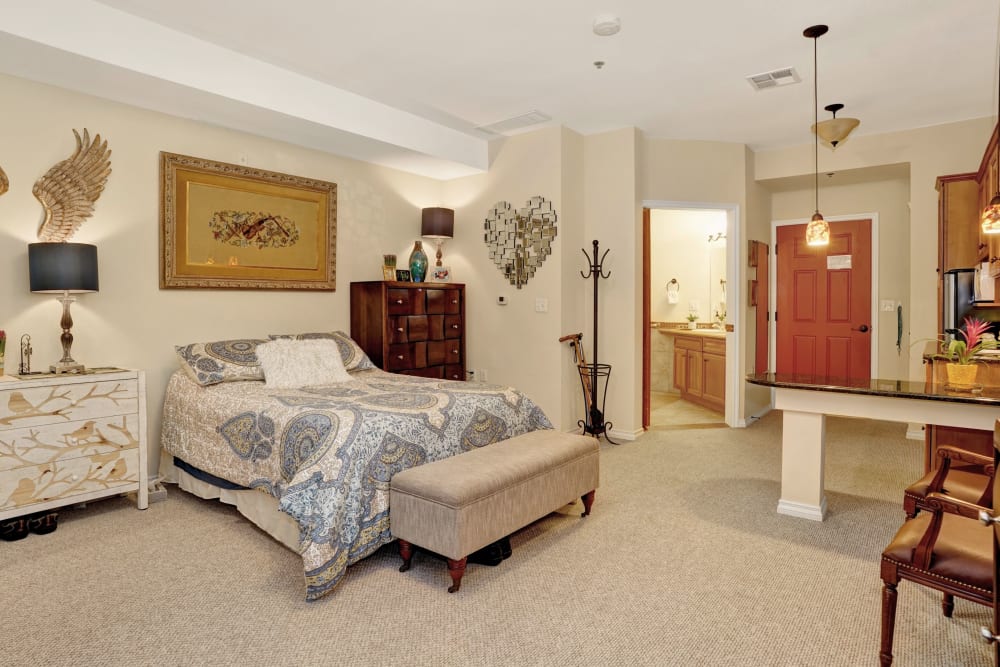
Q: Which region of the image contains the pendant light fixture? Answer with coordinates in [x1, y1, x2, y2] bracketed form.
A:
[813, 103, 860, 149]
[982, 41, 1000, 234]
[804, 24, 830, 246]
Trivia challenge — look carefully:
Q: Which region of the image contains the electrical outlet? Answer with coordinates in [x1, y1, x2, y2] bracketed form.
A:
[479, 368, 489, 382]
[466, 369, 476, 381]
[880, 300, 896, 312]
[535, 298, 548, 313]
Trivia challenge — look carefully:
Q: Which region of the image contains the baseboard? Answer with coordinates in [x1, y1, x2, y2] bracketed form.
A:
[737, 405, 773, 428]
[776, 497, 827, 522]
[563, 426, 641, 441]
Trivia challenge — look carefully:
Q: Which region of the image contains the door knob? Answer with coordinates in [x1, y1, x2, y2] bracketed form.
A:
[979, 509, 1000, 526]
[981, 626, 999, 643]
[852, 324, 870, 333]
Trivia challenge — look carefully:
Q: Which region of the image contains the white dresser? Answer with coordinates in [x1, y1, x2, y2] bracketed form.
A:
[0, 369, 148, 520]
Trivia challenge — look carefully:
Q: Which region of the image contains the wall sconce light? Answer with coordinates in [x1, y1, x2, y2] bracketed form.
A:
[28, 242, 99, 373]
[421, 207, 455, 266]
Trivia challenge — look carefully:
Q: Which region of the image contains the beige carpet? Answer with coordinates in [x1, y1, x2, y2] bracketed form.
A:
[2, 411, 991, 666]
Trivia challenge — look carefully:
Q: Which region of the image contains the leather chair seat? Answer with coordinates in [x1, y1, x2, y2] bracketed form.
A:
[883, 511, 992, 593]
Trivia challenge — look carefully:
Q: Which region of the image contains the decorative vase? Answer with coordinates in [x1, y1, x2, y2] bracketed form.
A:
[409, 240, 428, 283]
[687, 321, 697, 330]
[945, 363, 978, 388]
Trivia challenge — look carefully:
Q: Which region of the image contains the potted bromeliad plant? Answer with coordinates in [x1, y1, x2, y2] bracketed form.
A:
[941, 316, 992, 387]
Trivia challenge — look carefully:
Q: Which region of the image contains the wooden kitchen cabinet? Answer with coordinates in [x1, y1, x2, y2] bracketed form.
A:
[350, 281, 466, 381]
[672, 332, 724, 412]
[936, 173, 980, 273]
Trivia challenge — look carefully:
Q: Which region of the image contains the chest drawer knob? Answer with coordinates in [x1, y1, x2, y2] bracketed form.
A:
[452, 350, 459, 355]
[397, 355, 404, 360]
[451, 324, 459, 329]
[396, 327, 404, 333]
[395, 299, 404, 305]
[452, 299, 458, 304]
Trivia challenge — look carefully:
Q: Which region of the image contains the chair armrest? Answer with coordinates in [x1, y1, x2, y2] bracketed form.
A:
[936, 444, 993, 469]
[925, 491, 990, 520]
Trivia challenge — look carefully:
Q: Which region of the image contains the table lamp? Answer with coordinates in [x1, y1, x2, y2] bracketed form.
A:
[28, 242, 99, 373]
[421, 207, 455, 267]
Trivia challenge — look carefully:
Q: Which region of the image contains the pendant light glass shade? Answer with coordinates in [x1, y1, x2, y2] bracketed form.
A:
[806, 213, 830, 246]
[983, 194, 1000, 234]
[804, 24, 830, 246]
[812, 103, 860, 149]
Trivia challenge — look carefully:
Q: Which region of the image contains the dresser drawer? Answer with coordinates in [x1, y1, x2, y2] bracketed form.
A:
[0, 379, 138, 431]
[444, 364, 465, 382]
[406, 315, 429, 341]
[0, 414, 140, 472]
[401, 366, 444, 380]
[444, 315, 462, 339]
[387, 289, 419, 315]
[389, 316, 409, 344]
[0, 448, 140, 510]
[428, 340, 462, 365]
[387, 343, 428, 371]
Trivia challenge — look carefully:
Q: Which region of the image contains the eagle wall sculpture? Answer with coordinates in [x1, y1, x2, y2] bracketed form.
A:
[33, 129, 112, 241]
[0, 164, 8, 196]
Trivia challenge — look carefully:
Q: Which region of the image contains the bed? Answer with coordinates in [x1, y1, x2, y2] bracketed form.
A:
[160, 333, 552, 600]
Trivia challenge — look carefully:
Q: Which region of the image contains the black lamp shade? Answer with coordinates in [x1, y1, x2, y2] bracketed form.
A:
[421, 207, 454, 239]
[29, 243, 99, 293]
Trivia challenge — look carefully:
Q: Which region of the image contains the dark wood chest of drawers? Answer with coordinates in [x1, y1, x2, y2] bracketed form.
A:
[350, 281, 465, 381]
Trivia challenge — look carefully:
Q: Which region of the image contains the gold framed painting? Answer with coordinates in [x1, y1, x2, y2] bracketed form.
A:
[160, 152, 337, 290]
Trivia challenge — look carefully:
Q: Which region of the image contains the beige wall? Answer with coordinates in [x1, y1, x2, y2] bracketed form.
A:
[0, 73, 443, 474]
[444, 128, 569, 428]
[769, 176, 912, 379]
[756, 117, 993, 380]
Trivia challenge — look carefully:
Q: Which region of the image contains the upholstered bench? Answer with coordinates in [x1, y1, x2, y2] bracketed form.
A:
[390, 429, 600, 592]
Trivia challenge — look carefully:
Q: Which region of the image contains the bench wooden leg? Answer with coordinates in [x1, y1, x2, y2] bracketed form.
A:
[581, 490, 596, 517]
[447, 557, 467, 593]
[880, 581, 898, 667]
[398, 539, 414, 573]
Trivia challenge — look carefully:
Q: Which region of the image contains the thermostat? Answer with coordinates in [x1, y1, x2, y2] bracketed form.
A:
[497, 296, 508, 305]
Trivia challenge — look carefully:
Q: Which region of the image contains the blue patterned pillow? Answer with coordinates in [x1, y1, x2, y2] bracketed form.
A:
[175, 339, 268, 386]
[267, 331, 374, 371]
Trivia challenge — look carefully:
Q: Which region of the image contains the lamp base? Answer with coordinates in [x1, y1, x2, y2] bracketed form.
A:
[50, 361, 84, 374]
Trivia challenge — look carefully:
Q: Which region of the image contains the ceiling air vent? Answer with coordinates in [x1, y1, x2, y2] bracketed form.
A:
[476, 111, 552, 136]
[746, 67, 800, 91]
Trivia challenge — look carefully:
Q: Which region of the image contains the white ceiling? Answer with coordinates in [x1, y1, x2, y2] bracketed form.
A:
[1, 0, 997, 179]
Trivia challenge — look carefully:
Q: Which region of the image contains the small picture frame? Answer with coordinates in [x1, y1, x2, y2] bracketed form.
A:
[430, 266, 452, 282]
[382, 266, 396, 281]
[395, 269, 412, 282]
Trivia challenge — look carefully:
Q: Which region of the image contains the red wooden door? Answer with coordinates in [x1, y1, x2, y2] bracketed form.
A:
[775, 219, 872, 380]
[755, 242, 769, 374]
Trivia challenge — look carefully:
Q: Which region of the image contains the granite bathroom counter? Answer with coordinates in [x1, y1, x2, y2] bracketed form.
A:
[656, 327, 727, 339]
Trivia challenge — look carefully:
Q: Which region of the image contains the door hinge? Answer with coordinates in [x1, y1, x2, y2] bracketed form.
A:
[774, 311, 778, 322]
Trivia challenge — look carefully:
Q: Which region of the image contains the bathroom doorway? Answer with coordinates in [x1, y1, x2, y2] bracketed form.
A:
[642, 203, 739, 430]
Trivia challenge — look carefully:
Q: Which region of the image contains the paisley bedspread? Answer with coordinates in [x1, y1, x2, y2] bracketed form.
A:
[160, 368, 552, 600]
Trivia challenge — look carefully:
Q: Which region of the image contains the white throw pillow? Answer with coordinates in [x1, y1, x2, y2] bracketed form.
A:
[255, 339, 353, 388]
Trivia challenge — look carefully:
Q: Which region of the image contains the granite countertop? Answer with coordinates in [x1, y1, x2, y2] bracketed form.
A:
[746, 372, 1000, 405]
[656, 327, 727, 339]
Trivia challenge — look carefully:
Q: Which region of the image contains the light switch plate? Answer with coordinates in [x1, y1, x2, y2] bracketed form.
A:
[880, 300, 896, 312]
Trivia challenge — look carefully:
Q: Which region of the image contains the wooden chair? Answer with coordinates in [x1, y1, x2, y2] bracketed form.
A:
[880, 492, 993, 666]
[903, 444, 994, 519]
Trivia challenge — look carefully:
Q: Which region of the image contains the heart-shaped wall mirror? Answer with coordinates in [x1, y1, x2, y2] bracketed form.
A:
[483, 195, 558, 288]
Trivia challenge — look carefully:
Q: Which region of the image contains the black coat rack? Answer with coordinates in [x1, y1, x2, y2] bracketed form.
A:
[579, 239, 615, 443]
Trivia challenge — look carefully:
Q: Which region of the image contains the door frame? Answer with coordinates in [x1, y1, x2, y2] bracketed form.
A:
[643, 200, 741, 429]
[770, 212, 880, 378]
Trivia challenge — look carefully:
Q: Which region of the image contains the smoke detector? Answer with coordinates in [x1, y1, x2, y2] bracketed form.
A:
[593, 15, 621, 37]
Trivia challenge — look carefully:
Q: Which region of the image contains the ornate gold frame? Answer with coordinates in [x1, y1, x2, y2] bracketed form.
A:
[159, 152, 337, 290]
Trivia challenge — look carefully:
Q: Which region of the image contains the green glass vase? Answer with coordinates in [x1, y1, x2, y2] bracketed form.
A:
[409, 240, 428, 282]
